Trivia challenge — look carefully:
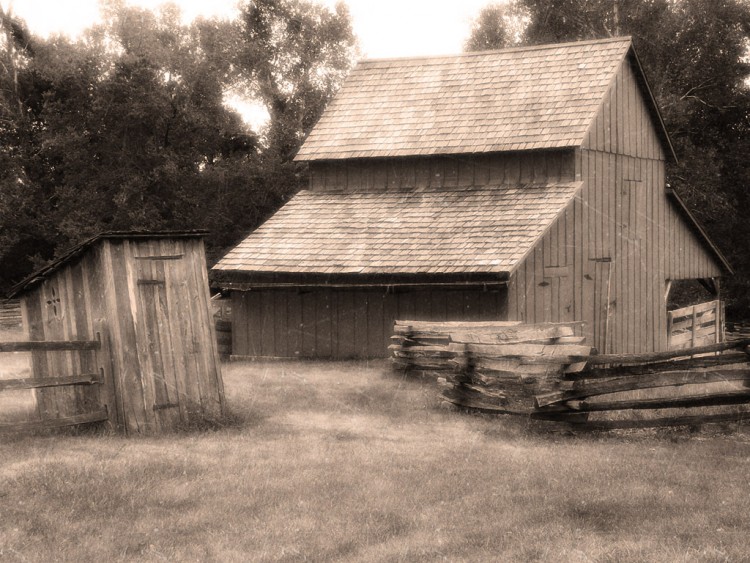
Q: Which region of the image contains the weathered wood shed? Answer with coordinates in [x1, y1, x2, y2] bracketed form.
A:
[9, 231, 224, 433]
[213, 37, 731, 358]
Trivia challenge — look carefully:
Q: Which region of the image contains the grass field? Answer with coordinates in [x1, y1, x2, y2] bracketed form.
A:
[2, 350, 750, 561]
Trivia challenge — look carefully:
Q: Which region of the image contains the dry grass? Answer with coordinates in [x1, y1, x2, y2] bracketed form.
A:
[1, 358, 750, 561]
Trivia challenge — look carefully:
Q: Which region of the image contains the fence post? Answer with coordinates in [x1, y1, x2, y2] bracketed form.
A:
[94, 319, 122, 431]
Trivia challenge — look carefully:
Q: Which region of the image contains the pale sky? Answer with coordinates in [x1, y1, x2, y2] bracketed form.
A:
[3, 0, 499, 59]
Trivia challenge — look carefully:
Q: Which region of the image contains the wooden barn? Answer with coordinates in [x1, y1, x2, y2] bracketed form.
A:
[9, 231, 225, 434]
[212, 37, 731, 359]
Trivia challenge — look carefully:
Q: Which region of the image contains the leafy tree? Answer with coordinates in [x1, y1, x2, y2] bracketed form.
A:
[0, 0, 357, 291]
[465, 3, 528, 50]
[237, 0, 355, 158]
[466, 0, 750, 317]
[226, 0, 356, 208]
[0, 5, 55, 289]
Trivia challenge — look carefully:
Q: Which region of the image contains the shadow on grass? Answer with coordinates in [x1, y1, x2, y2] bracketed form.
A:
[171, 406, 268, 434]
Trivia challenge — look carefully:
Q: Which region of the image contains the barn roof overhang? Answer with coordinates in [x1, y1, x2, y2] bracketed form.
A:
[212, 182, 583, 282]
[625, 45, 678, 163]
[211, 271, 510, 292]
[7, 230, 208, 299]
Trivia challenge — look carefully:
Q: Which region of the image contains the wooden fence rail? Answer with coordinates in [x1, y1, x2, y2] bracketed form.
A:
[0, 373, 102, 392]
[0, 335, 108, 434]
[0, 340, 101, 353]
[0, 410, 109, 433]
[391, 320, 750, 431]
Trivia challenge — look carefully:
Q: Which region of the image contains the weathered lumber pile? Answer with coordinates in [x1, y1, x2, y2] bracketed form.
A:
[726, 321, 750, 342]
[443, 323, 589, 415]
[391, 320, 590, 414]
[390, 320, 472, 374]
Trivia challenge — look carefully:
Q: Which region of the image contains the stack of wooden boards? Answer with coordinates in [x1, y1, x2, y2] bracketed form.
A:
[391, 320, 750, 429]
[391, 320, 590, 414]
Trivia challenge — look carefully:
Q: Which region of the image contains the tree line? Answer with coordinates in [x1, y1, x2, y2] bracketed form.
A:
[1, 0, 749, 318]
[0, 0, 356, 291]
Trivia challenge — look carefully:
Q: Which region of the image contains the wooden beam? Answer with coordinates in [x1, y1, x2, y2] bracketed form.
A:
[442, 389, 525, 415]
[134, 254, 184, 261]
[535, 368, 750, 407]
[567, 389, 750, 412]
[0, 340, 101, 352]
[448, 325, 578, 344]
[457, 343, 592, 363]
[698, 278, 718, 296]
[567, 411, 750, 431]
[569, 352, 749, 379]
[0, 373, 102, 391]
[220, 280, 510, 290]
[586, 338, 750, 365]
[394, 320, 525, 333]
[0, 409, 109, 434]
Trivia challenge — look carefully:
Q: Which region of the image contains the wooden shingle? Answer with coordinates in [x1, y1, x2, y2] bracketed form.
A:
[213, 182, 582, 276]
[295, 38, 633, 161]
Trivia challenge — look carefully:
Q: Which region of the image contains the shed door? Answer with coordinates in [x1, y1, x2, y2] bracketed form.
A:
[134, 254, 187, 431]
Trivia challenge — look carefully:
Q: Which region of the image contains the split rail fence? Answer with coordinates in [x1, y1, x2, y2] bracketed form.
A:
[391, 319, 750, 430]
[0, 329, 110, 434]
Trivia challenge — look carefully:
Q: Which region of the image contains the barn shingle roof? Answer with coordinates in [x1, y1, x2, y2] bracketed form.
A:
[212, 182, 582, 276]
[295, 37, 633, 161]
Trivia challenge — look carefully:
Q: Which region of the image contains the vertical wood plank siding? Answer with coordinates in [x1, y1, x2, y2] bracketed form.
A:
[508, 58, 722, 354]
[308, 151, 576, 192]
[24, 249, 102, 422]
[232, 287, 508, 359]
[21, 236, 223, 434]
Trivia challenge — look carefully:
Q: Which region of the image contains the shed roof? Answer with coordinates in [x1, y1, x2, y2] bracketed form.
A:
[212, 182, 582, 277]
[295, 37, 674, 161]
[8, 231, 207, 298]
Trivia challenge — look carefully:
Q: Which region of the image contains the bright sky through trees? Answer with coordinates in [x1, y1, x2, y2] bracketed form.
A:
[2, 0, 500, 58]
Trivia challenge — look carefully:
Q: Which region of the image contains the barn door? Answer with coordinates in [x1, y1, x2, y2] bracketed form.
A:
[542, 265, 574, 323]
